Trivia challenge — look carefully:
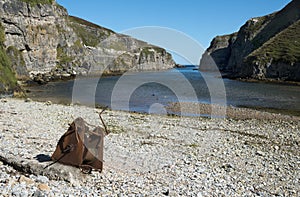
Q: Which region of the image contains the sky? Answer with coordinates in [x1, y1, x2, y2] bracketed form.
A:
[56, 0, 291, 64]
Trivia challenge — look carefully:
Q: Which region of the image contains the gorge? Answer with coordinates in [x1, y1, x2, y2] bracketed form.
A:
[0, 0, 175, 93]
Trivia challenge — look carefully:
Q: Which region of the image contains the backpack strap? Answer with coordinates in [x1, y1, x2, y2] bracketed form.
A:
[44, 144, 76, 169]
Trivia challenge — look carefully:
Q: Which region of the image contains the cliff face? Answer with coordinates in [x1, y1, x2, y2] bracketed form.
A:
[200, 33, 237, 71]
[0, 0, 175, 87]
[200, 0, 300, 82]
[0, 22, 17, 94]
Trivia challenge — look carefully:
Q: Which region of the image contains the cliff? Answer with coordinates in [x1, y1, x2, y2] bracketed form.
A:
[0, 0, 175, 90]
[0, 22, 17, 94]
[200, 0, 300, 82]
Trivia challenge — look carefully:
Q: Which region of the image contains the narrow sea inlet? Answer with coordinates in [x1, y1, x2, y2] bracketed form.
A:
[26, 66, 300, 116]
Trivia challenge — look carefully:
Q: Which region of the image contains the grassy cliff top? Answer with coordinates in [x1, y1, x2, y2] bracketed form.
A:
[20, 0, 54, 6]
[247, 20, 300, 65]
[69, 16, 114, 33]
[68, 16, 115, 47]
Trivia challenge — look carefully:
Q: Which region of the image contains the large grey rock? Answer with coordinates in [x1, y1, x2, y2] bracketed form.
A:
[0, 153, 87, 185]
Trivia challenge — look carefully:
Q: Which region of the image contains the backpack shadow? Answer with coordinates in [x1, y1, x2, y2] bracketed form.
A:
[34, 154, 52, 162]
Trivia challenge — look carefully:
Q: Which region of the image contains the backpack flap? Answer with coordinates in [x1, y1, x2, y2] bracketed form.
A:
[51, 117, 87, 167]
[82, 126, 104, 171]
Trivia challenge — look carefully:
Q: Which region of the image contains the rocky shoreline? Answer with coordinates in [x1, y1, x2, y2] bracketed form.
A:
[167, 102, 300, 121]
[0, 98, 299, 196]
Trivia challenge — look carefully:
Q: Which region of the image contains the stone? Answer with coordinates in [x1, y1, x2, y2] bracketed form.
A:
[25, 98, 32, 102]
[221, 163, 235, 172]
[33, 190, 44, 197]
[1, 99, 8, 103]
[38, 183, 50, 191]
[45, 101, 52, 106]
[18, 175, 35, 185]
[197, 192, 203, 197]
[12, 185, 29, 197]
[256, 151, 265, 157]
[36, 175, 49, 183]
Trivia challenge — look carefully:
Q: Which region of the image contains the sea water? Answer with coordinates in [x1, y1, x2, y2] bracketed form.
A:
[26, 66, 300, 116]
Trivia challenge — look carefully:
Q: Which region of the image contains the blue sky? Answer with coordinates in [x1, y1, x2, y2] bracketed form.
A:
[56, 0, 291, 64]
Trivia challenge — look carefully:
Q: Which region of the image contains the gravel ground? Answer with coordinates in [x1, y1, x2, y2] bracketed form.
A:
[0, 98, 299, 196]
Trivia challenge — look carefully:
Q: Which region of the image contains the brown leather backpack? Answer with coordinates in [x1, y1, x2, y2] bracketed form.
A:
[50, 110, 108, 173]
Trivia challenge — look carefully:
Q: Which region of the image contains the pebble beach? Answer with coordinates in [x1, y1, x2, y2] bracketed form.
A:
[0, 98, 299, 196]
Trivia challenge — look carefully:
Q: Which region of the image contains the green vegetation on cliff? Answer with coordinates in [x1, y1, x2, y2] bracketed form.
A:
[247, 20, 300, 65]
[0, 50, 17, 92]
[248, 14, 276, 49]
[56, 45, 74, 68]
[6, 46, 28, 80]
[20, 0, 54, 6]
[0, 24, 17, 93]
[68, 16, 113, 47]
[141, 47, 155, 56]
[201, 0, 300, 81]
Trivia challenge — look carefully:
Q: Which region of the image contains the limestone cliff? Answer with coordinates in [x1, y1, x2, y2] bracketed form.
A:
[200, 0, 300, 82]
[0, 0, 175, 87]
[0, 22, 17, 94]
[200, 33, 237, 71]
